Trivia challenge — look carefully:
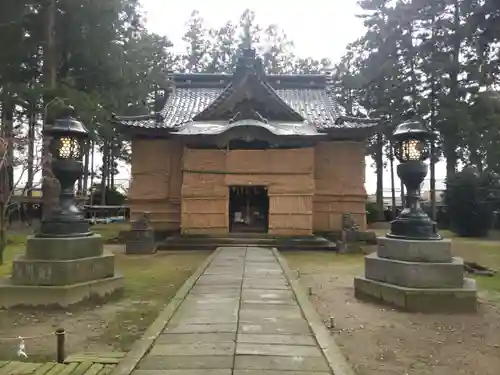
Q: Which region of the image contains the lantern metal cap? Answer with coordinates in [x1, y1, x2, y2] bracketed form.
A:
[45, 105, 89, 138]
[392, 119, 432, 141]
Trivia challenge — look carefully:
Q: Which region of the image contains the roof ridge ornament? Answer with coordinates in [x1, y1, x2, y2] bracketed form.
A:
[242, 20, 252, 50]
[234, 48, 265, 81]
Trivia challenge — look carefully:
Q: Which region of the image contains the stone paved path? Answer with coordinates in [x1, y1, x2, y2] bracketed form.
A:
[130, 247, 338, 375]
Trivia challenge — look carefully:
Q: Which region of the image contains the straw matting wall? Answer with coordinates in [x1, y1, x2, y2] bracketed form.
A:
[127, 139, 367, 235]
[127, 138, 183, 231]
[314, 141, 367, 231]
[182, 147, 314, 235]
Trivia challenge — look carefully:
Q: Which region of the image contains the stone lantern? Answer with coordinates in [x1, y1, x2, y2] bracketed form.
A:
[38, 105, 91, 238]
[0, 105, 123, 309]
[387, 113, 440, 240]
[354, 112, 477, 313]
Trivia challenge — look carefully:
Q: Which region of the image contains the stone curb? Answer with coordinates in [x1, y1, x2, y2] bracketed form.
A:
[272, 248, 357, 375]
[110, 248, 222, 375]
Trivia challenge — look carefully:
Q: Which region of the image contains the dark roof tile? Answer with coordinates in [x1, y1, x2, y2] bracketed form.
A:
[121, 86, 351, 130]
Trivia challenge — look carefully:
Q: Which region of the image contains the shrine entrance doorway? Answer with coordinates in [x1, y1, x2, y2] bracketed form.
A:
[229, 186, 269, 233]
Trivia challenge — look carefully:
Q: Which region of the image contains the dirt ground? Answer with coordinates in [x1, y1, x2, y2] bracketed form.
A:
[0, 245, 209, 362]
[285, 251, 500, 375]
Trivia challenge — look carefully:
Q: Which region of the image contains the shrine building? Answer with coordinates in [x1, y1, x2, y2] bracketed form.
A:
[113, 48, 380, 236]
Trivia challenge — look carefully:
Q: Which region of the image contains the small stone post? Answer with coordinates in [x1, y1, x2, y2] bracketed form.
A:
[125, 212, 157, 254]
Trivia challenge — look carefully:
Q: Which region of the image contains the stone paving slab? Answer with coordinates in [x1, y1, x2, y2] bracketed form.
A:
[239, 320, 312, 335]
[168, 315, 238, 325]
[237, 333, 317, 346]
[149, 342, 235, 356]
[155, 333, 236, 344]
[236, 343, 323, 357]
[138, 355, 233, 370]
[114, 247, 354, 375]
[234, 355, 330, 372]
[163, 323, 237, 334]
[233, 371, 331, 375]
[188, 287, 240, 295]
[133, 371, 232, 375]
[241, 289, 296, 305]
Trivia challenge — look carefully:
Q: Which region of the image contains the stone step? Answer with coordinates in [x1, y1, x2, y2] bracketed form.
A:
[354, 276, 477, 312]
[158, 236, 337, 251]
[364, 253, 465, 289]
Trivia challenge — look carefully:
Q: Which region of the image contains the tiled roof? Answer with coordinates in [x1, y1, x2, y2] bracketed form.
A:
[120, 85, 355, 130]
[115, 49, 378, 134]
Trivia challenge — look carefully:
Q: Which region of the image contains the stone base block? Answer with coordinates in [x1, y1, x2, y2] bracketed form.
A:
[11, 251, 116, 286]
[365, 253, 464, 288]
[377, 236, 452, 263]
[354, 276, 477, 313]
[0, 274, 124, 309]
[126, 229, 157, 254]
[25, 234, 103, 260]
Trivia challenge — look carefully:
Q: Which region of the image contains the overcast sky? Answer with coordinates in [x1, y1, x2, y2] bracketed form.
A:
[115, 0, 447, 194]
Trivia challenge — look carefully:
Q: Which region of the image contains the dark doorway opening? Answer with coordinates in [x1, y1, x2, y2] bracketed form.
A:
[229, 186, 269, 233]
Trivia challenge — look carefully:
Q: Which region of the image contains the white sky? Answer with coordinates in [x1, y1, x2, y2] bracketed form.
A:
[116, 0, 447, 195]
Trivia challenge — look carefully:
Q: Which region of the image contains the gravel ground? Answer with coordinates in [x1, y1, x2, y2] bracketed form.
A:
[285, 251, 500, 375]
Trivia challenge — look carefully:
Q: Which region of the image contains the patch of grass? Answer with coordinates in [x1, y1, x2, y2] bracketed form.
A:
[285, 251, 364, 279]
[101, 250, 209, 351]
[451, 238, 500, 293]
[0, 245, 24, 277]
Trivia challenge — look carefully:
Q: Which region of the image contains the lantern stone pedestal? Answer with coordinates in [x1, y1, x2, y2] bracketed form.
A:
[354, 236, 477, 313]
[0, 234, 124, 308]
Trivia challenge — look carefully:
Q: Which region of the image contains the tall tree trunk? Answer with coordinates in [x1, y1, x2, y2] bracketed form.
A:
[42, 0, 59, 219]
[0, 100, 13, 264]
[90, 140, 95, 185]
[3, 100, 14, 194]
[100, 140, 109, 205]
[375, 134, 385, 221]
[89, 140, 95, 205]
[106, 147, 111, 190]
[444, 0, 461, 178]
[110, 144, 115, 190]
[26, 105, 36, 197]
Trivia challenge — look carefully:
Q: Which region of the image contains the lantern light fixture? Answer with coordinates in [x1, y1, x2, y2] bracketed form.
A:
[57, 136, 82, 159]
[387, 112, 441, 240]
[37, 105, 91, 238]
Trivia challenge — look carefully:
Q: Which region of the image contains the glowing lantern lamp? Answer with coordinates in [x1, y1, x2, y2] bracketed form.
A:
[387, 112, 441, 240]
[38, 105, 91, 238]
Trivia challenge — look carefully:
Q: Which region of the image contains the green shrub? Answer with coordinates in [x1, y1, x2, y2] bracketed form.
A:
[91, 187, 126, 206]
[445, 169, 499, 237]
[366, 202, 380, 224]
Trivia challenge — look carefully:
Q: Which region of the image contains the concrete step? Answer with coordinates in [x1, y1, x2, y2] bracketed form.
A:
[158, 235, 337, 251]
